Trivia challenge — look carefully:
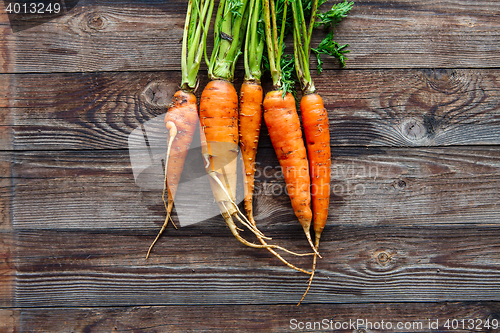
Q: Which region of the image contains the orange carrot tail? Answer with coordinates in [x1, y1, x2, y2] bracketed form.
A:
[298, 235, 320, 306]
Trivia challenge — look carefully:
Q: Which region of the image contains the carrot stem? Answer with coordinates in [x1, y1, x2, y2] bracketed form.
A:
[181, 0, 214, 90]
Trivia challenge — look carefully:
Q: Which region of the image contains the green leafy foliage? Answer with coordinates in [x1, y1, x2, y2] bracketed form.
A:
[312, 31, 350, 70]
[280, 53, 298, 97]
[312, 0, 353, 71]
[314, 0, 353, 29]
[262, 44, 298, 97]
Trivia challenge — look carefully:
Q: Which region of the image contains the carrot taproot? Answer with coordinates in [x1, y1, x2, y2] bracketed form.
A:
[146, 0, 214, 258]
[240, 83, 313, 272]
[239, 80, 263, 224]
[236, 0, 313, 274]
[302, 92, 331, 243]
[297, 92, 331, 302]
[146, 90, 198, 258]
[263, 90, 318, 256]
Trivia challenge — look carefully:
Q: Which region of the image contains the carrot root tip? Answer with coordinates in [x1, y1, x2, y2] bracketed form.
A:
[210, 173, 271, 240]
[304, 226, 322, 258]
[297, 242, 320, 306]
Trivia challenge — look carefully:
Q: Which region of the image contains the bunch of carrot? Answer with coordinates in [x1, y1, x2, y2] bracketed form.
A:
[146, 0, 353, 304]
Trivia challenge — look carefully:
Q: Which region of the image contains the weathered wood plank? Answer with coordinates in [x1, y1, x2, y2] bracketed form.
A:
[14, 302, 500, 332]
[0, 309, 17, 333]
[1, 1, 500, 73]
[5, 146, 500, 305]
[9, 146, 500, 230]
[7, 224, 500, 306]
[0, 101, 14, 307]
[3, 69, 500, 151]
[0, 0, 188, 73]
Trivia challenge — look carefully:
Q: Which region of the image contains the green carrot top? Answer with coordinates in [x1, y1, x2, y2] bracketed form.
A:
[180, 0, 215, 91]
[243, 0, 265, 82]
[208, 0, 250, 82]
[262, 0, 296, 94]
[291, 0, 353, 94]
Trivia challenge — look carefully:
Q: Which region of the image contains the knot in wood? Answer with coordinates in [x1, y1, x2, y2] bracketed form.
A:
[87, 14, 106, 31]
[487, 313, 500, 323]
[394, 179, 406, 190]
[377, 251, 391, 265]
[401, 117, 427, 142]
[141, 81, 176, 109]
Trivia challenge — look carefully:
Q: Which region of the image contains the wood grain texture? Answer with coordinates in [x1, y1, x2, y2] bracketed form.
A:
[2, 0, 500, 329]
[6, 225, 500, 306]
[0, 8, 14, 74]
[0, 155, 14, 307]
[0, 309, 17, 333]
[13, 302, 500, 332]
[1, 0, 500, 73]
[8, 145, 500, 230]
[0, 0, 188, 73]
[4, 146, 500, 306]
[2, 69, 500, 151]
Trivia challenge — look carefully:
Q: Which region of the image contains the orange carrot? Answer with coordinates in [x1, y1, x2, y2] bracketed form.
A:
[146, 0, 214, 258]
[259, 0, 319, 256]
[238, 0, 313, 273]
[263, 90, 318, 255]
[293, 0, 352, 304]
[239, 80, 263, 224]
[146, 90, 198, 258]
[297, 92, 331, 302]
[200, 79, 266, 243]
[301, 92, 331, 246]
[240, 81, 311, 273]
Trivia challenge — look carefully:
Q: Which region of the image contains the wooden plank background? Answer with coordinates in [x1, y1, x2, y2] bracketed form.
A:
[1, 0, 500, 331]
